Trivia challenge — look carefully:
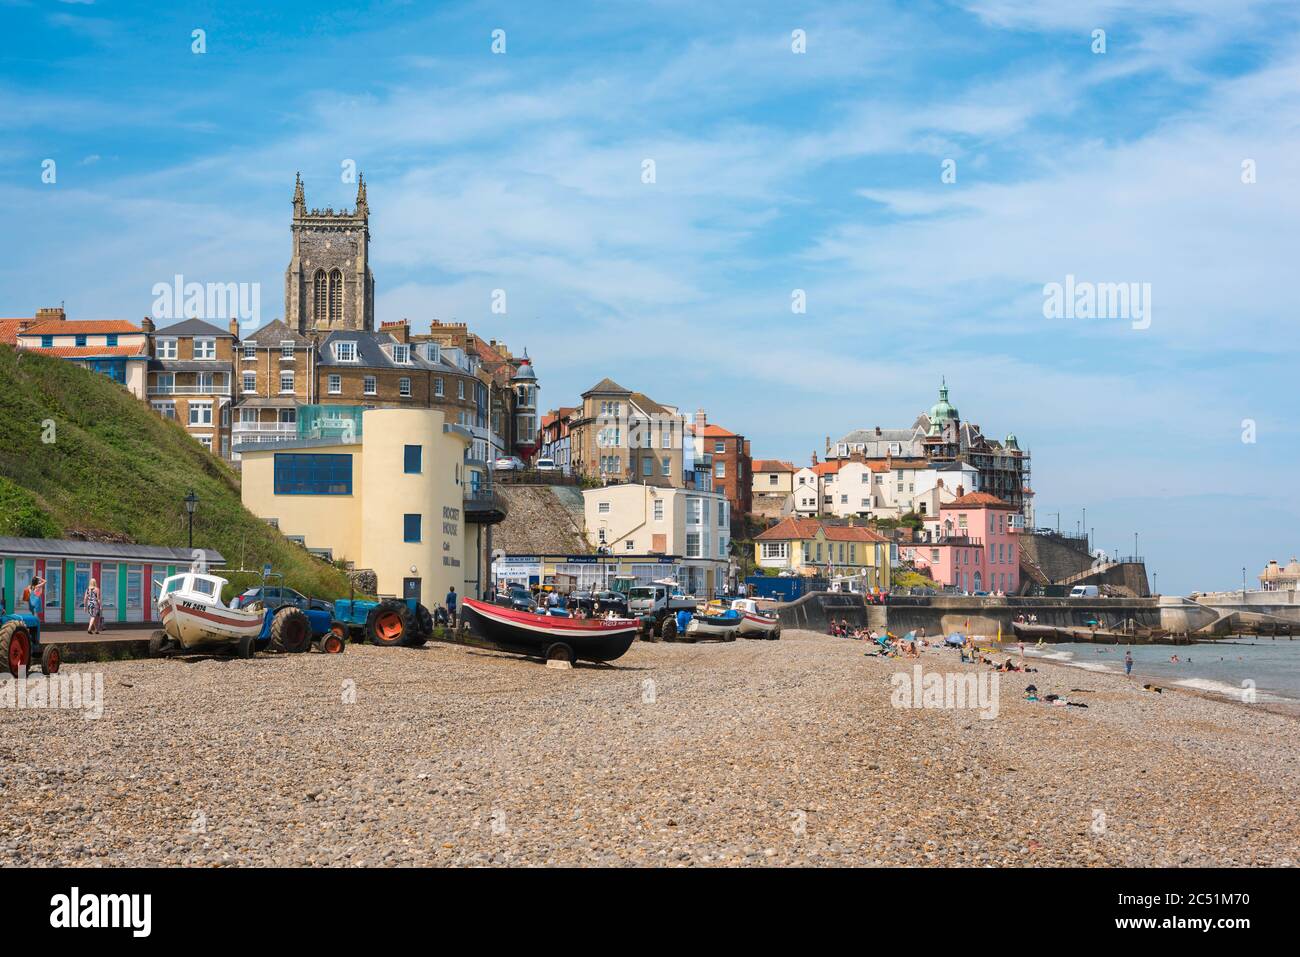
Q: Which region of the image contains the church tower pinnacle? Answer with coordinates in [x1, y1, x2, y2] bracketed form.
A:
[284, 174, 375, 336]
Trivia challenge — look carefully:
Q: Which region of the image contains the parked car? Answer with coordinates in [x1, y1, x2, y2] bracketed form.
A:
[494, 584, 537, 612]
[1069, 585, 1100, 598]
[493, 456, 525, 471]
[231, 585, 333, 614]
[569, 590, 628, 615]
[535, 457, 559, 472]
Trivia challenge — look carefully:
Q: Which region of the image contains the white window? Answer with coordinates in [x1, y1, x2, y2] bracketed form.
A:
[661, 459, 670, 476]
[189, 401, 213, 426]
[597, 502, 610, 514]
[719, 503, 727, 527]
[653, 500, 664, 521]
[156, 338, 178, 360]
[328, 374, 341, 394]
[686, 533, 702, 558]
[399, 377, 411, 397]
[280, 371, 294, 393]
[393, 344, 410, 364]
[280, 340, 295, 359]
[714, 440, 725, 453]
[242, 342, 256, 360]
[363, 376, 377, 395]
[424, 343, 440, 363]
[198, 435, 212, 449]
[625, 540, 635, 551]
[194, 338, 216, 360]
[687, 499, 702, 524]
[434, 378, 444, 397]
[334, 341, 357, 362]
[715, 461, 725, 478]
[152, 401, 176, 419]
[760, 542, 789, 560]
[242, 372, 256, 393]
[458, 380, 465, 400]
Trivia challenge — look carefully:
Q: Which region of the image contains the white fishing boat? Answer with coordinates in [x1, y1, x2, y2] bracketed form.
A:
[731, 598, 781, 639]
[156, 572, 264, 656]
[685, 609, 742, 641]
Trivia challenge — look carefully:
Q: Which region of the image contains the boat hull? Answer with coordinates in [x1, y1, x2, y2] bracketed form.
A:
[737, 612, 779, 638]
[686, 614, 742, 640]
[160, 597, 263, 650]
[461, 598, 639, 663]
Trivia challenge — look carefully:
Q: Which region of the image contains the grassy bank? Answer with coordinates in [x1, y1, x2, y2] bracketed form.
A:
[0, 346, 354, 600]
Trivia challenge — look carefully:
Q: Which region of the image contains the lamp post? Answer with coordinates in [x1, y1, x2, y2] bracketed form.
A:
[184, 489, 199, 550]
[1242, 566, 1247, 601]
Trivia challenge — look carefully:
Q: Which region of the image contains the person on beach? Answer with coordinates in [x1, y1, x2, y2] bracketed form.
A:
[446, 586, 458, 627]
[83, 578, 102, 634]
[26, 576, 45, 617]
[1124, 650, 1133, 675]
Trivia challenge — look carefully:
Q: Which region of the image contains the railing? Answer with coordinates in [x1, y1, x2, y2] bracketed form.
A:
[464, 487, 508, 522]
[148, 383, 231, 396]
[495, 468, 583, 486]
[233, 421, 297, 434]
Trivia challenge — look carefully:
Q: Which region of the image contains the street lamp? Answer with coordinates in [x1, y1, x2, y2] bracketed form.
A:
[184, 489, 199, 550]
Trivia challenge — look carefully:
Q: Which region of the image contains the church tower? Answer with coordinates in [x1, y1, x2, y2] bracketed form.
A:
[284, 172, 375, 335]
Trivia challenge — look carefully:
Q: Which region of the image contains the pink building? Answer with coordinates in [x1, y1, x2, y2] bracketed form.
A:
[900, 492, 1021, 594]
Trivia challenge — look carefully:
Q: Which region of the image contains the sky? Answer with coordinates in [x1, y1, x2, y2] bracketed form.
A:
[1, 0, 1298, 595]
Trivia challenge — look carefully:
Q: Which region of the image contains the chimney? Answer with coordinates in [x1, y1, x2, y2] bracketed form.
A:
[36, 306, 65, 322]
[956, 484, 965, 496]
[875, 426, 881, 436]
[228, 317, 239, 337]
[695, 408, 706, 435]
[141, 315, 155, 334]
[380, 320, 410, 343]
[811, 452, 819, 466]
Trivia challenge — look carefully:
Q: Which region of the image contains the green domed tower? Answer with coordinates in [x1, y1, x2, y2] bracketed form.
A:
[929, 378, 959, 425]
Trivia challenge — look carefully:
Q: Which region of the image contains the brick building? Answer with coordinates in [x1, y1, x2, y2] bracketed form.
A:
[144, 318, 237, 457]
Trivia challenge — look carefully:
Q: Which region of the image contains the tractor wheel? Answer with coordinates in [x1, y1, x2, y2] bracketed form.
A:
[270, 607, 312, 654]
[366, 600, 414, 647]
[772, 627, 782, 641]
[236, 634, 256, 659]
[318, 625, 347, 654]
[40, 644, 62, 675]
[148, 629, 168, 658]
[545, 642, 575, 665]
[0, 621, 31, 678]
[661, 616, 678, 642]
[404, 604, 432, 647]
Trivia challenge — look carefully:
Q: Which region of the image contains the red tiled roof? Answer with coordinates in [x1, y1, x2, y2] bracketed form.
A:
[943, 491, 1015, 509]
[811, 461, 844, 476]
[756, 517, 890, 543]
[28, 344, 148, 358]
[0, 319, 26, 345]
[20, 319, 142, 336]
[753, 459, 794, 472]
[700, 423, 737, 437]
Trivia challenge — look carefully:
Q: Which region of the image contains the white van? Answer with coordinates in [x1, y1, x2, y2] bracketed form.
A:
[1069, 585, 1100, 598]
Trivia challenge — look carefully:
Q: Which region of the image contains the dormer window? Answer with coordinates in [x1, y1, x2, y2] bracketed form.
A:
[424, 343, 440, 363]
[334, 341, 357, 362]
[393, 344, 410, 364]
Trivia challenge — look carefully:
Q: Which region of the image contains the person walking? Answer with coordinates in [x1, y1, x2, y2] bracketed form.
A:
[1124, 650, 1134, 676]
[27, 576, 45, 618]
[445, 585, 458, 628]
[83, 578, 102, 634]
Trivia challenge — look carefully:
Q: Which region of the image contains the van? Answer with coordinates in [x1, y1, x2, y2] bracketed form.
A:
[1069, 585, 1100, 598]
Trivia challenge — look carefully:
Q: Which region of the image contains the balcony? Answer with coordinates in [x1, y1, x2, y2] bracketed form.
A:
[464, 486, 507, 524]
[233, 421, 297, 436]
[148, 380, 232, 396]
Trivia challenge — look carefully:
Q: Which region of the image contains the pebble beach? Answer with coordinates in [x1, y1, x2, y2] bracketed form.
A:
[2, 630, 1297, 867]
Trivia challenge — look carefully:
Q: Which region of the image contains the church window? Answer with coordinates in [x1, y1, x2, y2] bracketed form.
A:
[313, 269, 328, 322]
[328, 269, 343, 322]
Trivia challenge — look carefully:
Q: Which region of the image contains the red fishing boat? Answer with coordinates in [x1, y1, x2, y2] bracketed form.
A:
[460, 597, 639, 664]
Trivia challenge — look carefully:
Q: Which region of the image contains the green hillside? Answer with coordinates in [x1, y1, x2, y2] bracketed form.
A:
[0, 346, 354, 600]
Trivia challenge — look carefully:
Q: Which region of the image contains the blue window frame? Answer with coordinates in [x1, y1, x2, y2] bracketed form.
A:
[404, 444, 422, 474]
[75, 334, 87, 347]
[273, 453, 353, 495]
[403, 513, 421, 543]
[40, 335, 53, 348]
[106, 334, 118, 347]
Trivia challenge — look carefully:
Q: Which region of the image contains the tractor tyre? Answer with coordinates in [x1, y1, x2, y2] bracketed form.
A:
[318, 624, 347, 655]
[236, 634, 257, 659]
[148, 629, 168, 658]
[366, 600, 414, 647]
[270, 607, 312, 654]
[661, 616, 678, 642]
[1, 621, 31, 678]
[404, 604, 433, 647]
[40, 644, 62, 675]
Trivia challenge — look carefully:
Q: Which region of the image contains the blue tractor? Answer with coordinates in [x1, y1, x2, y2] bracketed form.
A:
[0, 587, 62, 676]
[332, 593, 435, 648]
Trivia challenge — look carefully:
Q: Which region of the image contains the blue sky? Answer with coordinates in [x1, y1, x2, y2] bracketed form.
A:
[2, 0, 1299, 594]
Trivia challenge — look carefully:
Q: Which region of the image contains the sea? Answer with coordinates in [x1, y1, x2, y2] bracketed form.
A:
[1018, 637, 1300, 706]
